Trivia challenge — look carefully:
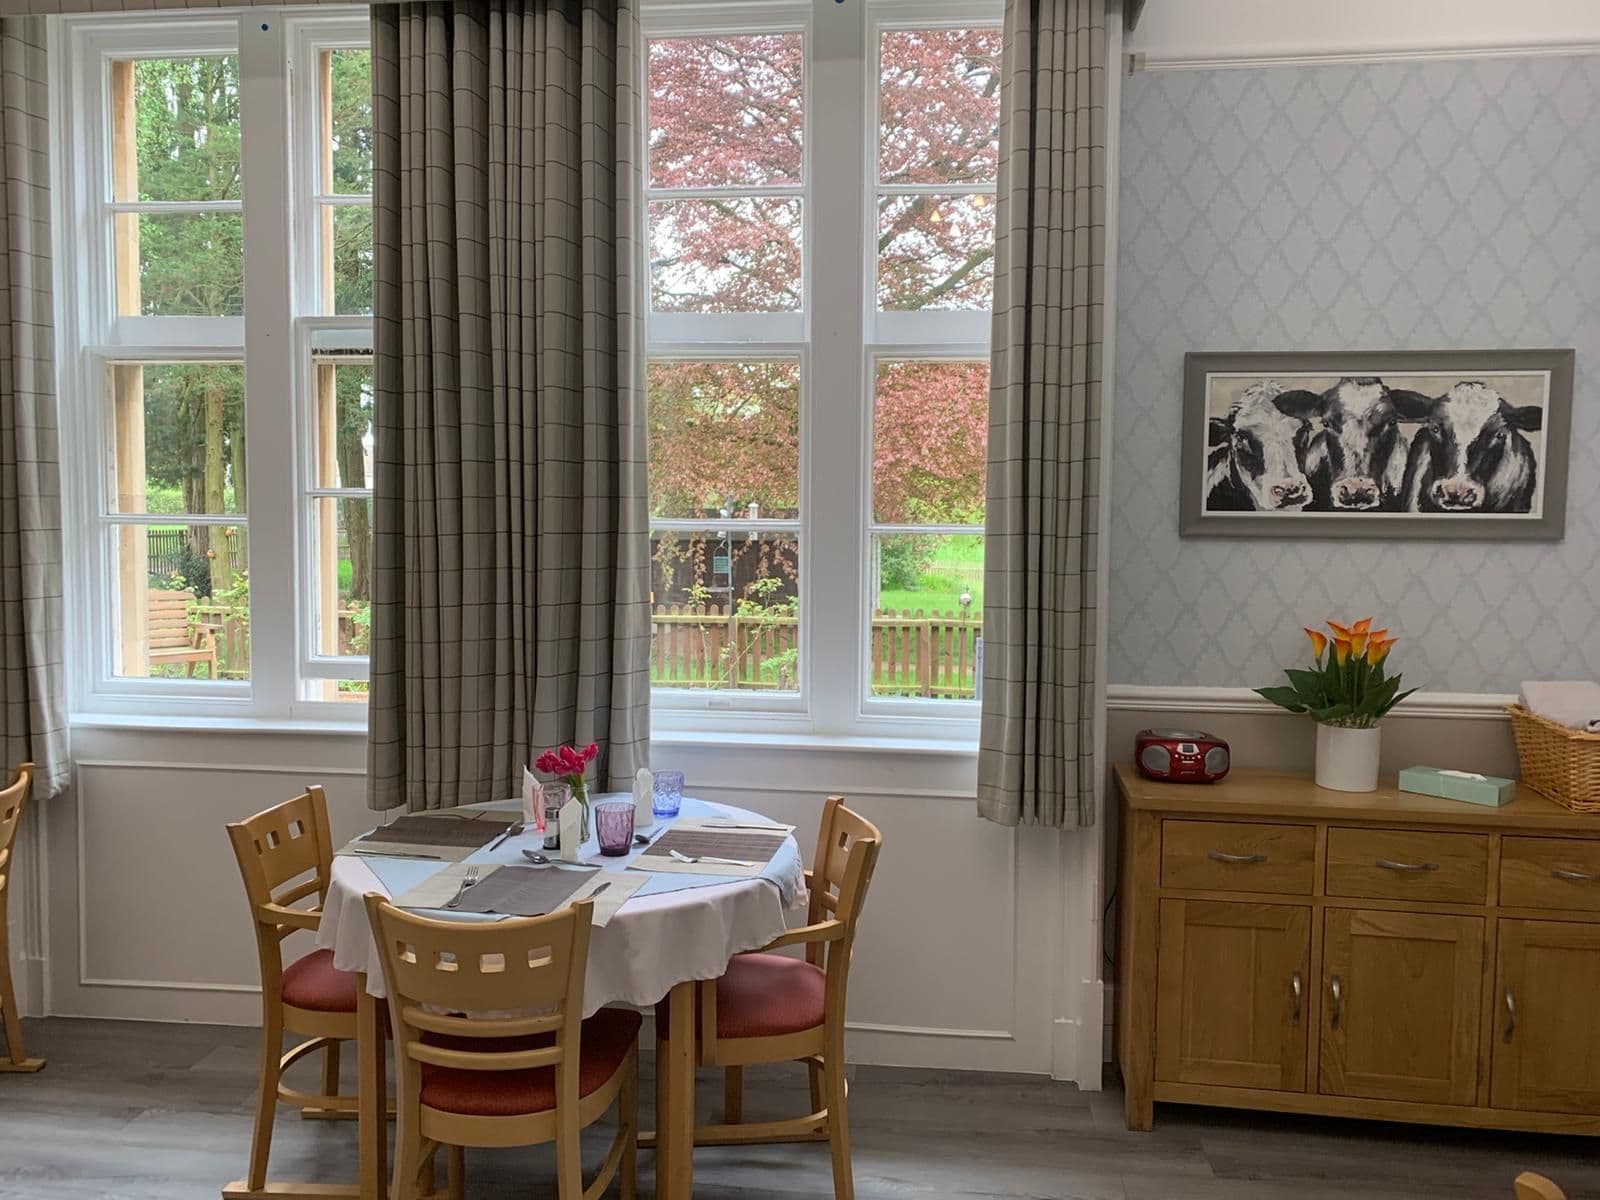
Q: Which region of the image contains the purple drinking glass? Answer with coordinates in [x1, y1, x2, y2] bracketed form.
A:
[594, 799, 636, 858]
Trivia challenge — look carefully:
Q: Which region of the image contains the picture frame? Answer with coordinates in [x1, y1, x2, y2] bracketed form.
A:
[1179, 349, 1575, 540]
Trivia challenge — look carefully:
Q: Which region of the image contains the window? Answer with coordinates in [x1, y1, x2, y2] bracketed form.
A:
[56, 13, 372, 719]
[643, 3, 1000, 737]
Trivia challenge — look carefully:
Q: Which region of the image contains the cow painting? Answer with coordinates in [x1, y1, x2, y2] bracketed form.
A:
[1398, 381, 1543, 514]
[1205, 380, 1320, 512]
[1184, 351, 1569, 539]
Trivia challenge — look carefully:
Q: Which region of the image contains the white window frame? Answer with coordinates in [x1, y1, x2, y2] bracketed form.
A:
[644, 0, 998, 742]
[54, 9, 373, 725]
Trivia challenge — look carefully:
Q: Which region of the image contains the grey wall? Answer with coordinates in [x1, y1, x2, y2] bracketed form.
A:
[1109, 54, 1600, 692]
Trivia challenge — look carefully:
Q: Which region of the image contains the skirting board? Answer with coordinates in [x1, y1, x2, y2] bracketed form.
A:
[1106, 686, 1517, 721]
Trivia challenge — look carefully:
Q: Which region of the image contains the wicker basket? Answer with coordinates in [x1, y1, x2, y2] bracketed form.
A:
[1506, 705, 1600, 814]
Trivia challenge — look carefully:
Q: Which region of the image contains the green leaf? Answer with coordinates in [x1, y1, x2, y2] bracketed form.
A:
[1255, 686, 1309, 713]
[1309, 702, 1353, 723]
[1376, 686, 1419, 718]
[1284, 668, 1328, 704]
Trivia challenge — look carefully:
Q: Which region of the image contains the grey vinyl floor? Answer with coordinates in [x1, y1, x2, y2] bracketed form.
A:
[3, 1018, 1600, 1200]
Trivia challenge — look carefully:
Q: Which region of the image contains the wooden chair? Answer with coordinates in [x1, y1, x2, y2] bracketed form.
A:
[1515, 1174, 1567, 1200]
[662, 794, 881, 1200]
[225, 786, 364, 1196]
[363, 894, 639, 1200]
[0, 763, 44, 1073]
[148, 588, 219, 678]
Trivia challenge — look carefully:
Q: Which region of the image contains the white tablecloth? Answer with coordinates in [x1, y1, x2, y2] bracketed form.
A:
[316, 799, 806, 1017]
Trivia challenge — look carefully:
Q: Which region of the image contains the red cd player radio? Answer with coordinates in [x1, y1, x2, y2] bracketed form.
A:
[1134, 729, 1230, 783]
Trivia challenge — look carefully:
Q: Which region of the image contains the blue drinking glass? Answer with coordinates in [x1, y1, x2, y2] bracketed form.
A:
[652, 770, 684, 820]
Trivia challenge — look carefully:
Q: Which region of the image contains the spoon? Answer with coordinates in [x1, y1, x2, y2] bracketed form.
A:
[522, 850, 553, 865]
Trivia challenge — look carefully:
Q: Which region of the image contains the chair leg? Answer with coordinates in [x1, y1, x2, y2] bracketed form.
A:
[391, 1110, 424, 1200]
[244, 1012, 284, 1191]
[824, 1055, 854, 1200]
[419, 1144, 436, 1197]
[808, 1058, 824, 1115]
[723, 1065, 743, 1124]
[620, 1049, 639, 1200]
[555, 1092, 584, 1200]
[445, 1144, 465, 1200]
[319, 1038, 341, 1107]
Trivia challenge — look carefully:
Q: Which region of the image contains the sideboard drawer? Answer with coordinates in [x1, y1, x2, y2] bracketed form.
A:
[1324, 827, 1489, 904]
[1500, 837, 1600, 912]
[1161, 820, 1316, 894]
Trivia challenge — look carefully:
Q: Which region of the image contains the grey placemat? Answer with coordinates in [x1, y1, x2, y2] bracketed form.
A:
[639, 828, 788, 864]
[358, 814, 515, 850]
[453, 865, 598, 916]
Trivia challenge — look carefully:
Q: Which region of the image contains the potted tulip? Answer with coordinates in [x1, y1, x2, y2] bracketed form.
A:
[1256, 619, 1416, 792]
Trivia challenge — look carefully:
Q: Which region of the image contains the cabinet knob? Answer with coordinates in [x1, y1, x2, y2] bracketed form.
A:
[1329, 975, 1343, 1030]
[1207, 850, 1268, 864]
[1504, 987, 1516, 1044]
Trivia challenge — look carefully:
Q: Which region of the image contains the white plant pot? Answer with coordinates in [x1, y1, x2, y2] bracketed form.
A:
[1315, 723, 1382, 793]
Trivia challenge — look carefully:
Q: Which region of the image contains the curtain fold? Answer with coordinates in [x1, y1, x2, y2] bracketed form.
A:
[0, 18, 67, 799]
[367, 0, 649, 813]
[976, 0, 1106, 829]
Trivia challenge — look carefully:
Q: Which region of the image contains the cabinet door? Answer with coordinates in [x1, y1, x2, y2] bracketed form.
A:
[1319, 909, 1483, 1106]
[1492, 920, 1600, 1114]
[1155, 900, 1310, 1091]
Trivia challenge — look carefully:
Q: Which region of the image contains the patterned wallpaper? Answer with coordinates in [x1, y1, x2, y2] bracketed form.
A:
[1109, 53, 1600, 693]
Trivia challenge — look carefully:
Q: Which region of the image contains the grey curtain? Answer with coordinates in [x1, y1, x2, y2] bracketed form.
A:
[976, 0, 1106, 829]
[367, 0, 650, 813]
[0, 18, 66, 800]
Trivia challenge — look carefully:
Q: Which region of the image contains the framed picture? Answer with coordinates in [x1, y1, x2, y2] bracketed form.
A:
[1180, 349, 1575, 540]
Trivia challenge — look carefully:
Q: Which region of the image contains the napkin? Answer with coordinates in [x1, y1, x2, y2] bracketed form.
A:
[633, 767, 655, 827]
[558, 799, 583, 863]
[1520, 680, 1600, 733]
[522, 767, 545, 831]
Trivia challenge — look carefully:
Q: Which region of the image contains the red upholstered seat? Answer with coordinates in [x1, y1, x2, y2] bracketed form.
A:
[714, 953, 826, 1040]
[281, 948, 360, 1014]
[418, 1007, 641, 1118]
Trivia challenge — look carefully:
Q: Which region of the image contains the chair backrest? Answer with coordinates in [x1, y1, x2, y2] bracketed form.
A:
[364, 895, 594, 1106]
[1515, 1174, 1566, 1200]
[149, 589, 200, 650]
[226, 786, 337, 987]
[0, 763, 34, 896]
[805, 795, 882, 986]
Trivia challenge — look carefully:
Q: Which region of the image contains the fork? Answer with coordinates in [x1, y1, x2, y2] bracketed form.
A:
[445, 865, 482, 909]
[668, 848, 759, 868]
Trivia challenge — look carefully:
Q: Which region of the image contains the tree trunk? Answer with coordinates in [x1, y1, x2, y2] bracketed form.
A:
[204, 377, 229, 590]
[229, 422, 249, 571]
[335, 382, 371, 602]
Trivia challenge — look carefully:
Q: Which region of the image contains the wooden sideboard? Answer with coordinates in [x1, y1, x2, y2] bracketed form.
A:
[1114, 764, 1600, 1135]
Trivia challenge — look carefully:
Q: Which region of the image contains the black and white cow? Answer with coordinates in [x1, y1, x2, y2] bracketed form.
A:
[1398, 381, 1543, 513]
[1300, 377, 1422, 512]
[1206, 381, 1320, 511]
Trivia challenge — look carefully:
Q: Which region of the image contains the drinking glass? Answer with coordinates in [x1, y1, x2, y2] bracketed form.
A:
[652, 770, 685, 820]
[542, 781, 570, 850]
[595, 799, 636, 857]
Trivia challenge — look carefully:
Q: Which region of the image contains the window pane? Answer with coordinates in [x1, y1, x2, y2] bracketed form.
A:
[649, 198, 801, 313]
[114, 523, 250, 681]
[110, 363, 246, 515]
[312, 358, 375, 489]
[879, 29, 1001, 186]
[647, 35, 803, 188]
[322, 48, 373, 195]
[869, 534, 982, 700]
[651, 530, 800, 693]
[116, 211, 244, 317]
[872, 360, 988, 524]
[312, 497, 373, 658]
[306, 678, 369, 702]
[877, 194, 994, 311]
[114, 56, 241, 203]
[319, 204, 373, 315]
[648, 360, 800, 521]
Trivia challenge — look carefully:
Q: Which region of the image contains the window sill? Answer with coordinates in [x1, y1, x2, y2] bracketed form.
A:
[70, 712, 369, 737]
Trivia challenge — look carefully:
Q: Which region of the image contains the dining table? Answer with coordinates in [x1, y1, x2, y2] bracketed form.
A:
[313, 796, 807, 1200]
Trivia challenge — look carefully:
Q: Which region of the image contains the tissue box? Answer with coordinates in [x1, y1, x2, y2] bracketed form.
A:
[1398, 766, 1517, 807]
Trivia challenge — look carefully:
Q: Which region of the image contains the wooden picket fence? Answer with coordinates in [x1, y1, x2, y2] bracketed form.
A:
[649, 604, 981, 698]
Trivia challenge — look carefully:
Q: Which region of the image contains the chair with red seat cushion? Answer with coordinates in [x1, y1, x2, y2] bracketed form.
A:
[0, 764, 45, 1073]
[658, 795, 881, 1200]
[225, 787, 361, 1197]
[365, 894, 638, 1200]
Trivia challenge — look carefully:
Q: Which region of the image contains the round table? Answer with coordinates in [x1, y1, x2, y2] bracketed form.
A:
[314, 797, 805, 1200]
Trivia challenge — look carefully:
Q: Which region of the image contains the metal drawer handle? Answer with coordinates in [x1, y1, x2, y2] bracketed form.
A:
[1504, 987, 1516, 1043]
[1376, 858, 1440, 873]
[1207, 850, 1268, 864]
[1290, 970, 1303, 1023]
[1552, 867, 1597, 882]
[1329, 975, 1343, 1030]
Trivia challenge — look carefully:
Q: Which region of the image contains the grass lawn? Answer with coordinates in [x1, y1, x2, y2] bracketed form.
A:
[875, 534, 983, 618]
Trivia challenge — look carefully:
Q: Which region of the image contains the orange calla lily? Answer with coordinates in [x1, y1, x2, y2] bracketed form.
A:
[1304, 627, 1329, 658]
[1367, 636, 1397, 664]
[1326, 619, 1354, 639]
[1350, 629, 1370, 658]
[1331, 635, 1353, 665]
[1352, 617, 1373, 635]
